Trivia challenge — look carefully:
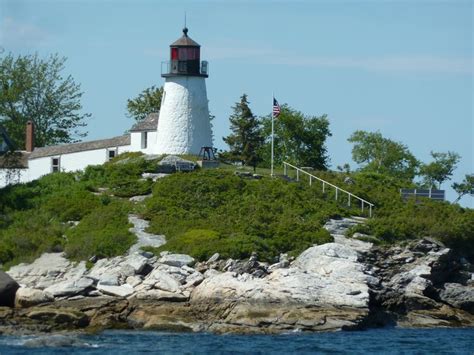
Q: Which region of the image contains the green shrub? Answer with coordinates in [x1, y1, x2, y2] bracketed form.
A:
[0, 210, 66, 267]
[143, 170, 338, 262]
[65, 201, 136, 260]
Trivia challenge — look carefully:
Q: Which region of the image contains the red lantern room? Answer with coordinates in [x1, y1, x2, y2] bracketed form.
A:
[162, 27, 208, 78]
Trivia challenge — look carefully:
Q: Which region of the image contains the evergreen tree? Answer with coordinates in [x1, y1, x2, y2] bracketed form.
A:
[223, 94, 263, 170]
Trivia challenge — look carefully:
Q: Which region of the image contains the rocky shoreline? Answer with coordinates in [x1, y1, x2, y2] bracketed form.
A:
[1, 217, 473, 335]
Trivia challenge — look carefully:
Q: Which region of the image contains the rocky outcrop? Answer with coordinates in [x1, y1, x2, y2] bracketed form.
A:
[0, 271, 19, 307]
[2, 217, 473, 335]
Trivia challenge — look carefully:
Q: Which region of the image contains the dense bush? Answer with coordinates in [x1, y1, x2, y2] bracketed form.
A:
[81, 153, 156, 197]
[0, 168, 135, 267]
[65, 201, 135, 260]
[143, 170, 339, 261]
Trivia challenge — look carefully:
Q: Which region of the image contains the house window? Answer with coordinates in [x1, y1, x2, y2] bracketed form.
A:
[51, 157, 60, 172]
[107, 148, 117, 161]
[141, 132, 148, 149]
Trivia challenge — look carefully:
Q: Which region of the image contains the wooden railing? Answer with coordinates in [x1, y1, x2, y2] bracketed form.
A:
[283, 162, 375, 217]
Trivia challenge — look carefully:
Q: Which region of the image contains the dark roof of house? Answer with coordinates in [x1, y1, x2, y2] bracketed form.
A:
[129, 112, 159, 132]
[28, 135, 131, 159]
[171, 28, 200, 47]
[0, 151, 30, 169]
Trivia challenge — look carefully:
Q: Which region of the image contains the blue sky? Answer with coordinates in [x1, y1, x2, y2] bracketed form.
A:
[1, 0, 472, 206]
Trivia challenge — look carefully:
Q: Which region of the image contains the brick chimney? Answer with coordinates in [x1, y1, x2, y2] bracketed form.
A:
[25, 120, 35, 152]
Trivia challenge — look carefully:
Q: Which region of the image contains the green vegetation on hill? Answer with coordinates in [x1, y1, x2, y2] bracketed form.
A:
[0, 156, 146, 267]
[142, 170, 340, 261]
[0, 153, 473, 269]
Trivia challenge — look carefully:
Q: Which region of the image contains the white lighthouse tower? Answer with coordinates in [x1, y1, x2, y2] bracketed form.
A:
[154, 27, 212, 155]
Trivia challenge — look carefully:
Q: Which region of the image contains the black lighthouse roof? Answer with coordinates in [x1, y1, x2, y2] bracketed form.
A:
[171, 27, 200, 47]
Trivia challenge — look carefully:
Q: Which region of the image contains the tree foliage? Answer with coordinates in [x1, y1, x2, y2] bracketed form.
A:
[222, 94, 263, 170]
[419, 151, 460, 189]
[261, 104, 331, 170]
[348, 130, 419, 181]
[452, 174, 474, 203]
[126, 86, 163, 121]
[0, 52, 89, 148]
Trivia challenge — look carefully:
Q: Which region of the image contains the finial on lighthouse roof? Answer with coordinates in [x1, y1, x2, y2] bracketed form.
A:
[171, 26, 200, 47]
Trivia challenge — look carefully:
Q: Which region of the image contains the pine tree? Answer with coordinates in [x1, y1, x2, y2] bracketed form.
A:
[223, 94, 263, 171]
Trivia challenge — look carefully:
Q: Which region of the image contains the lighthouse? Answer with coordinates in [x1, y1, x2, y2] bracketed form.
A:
[154, 27, 213, 155]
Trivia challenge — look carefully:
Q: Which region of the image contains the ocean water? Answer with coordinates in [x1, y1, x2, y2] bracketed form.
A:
[0, 328, 473, 354]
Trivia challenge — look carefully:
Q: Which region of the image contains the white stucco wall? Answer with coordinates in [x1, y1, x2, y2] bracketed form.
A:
[0, 169, 29, 187]
[130, 131, 158, 155]
[155, 76, 212, 155]
[0, 144, 132, 188]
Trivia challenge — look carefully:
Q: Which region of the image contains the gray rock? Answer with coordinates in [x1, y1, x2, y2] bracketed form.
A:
[44, 277, 94, 297]
[128, 215, 166, 254]
[124, 254, 149, 274]
[185, 272, 204, 287]
[0, 271, 20, 307]
[192, 242, 372, 309]
[207, 253, 220, 264]
[98, 274, 119, 286]
[159, 254, 195, 268]
[97, 284, 134, 298]
[133, 289, 188, 301]
[146, 270, 181, 292]
[129, 194, 152, 202]
[439, 283, 474, 312]
[14, 287, 54, 307]
[126, 276, 142, 288]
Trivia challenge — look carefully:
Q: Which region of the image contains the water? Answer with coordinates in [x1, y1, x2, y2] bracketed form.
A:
[0, 328, 473, 354]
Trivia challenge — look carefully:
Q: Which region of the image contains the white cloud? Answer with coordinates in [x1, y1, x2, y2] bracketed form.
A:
[0, 17, 50, 49]
[272, 54, 473, 74]
[197, 43, 472, 75]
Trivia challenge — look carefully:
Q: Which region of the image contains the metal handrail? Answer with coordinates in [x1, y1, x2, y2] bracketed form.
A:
[283, 162, 375, 217]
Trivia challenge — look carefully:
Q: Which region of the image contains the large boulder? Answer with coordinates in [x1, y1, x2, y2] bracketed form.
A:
[157, 155, 196, 173]
[15, 287, 54, 308]
[0, 271, 19, 307]
[97, 284, 134, 298]
[192, 243, 373, 309]
[44, 277, 94, 297]
[159, 254, 195, 268]
[6, 253, 86, 290]
[439, 283, 474, 313]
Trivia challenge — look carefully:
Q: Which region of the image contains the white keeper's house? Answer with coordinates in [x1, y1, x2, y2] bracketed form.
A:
[0, 27, 213, 188]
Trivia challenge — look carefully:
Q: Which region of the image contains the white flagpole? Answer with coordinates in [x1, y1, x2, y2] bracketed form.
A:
[271, 92, 274, 177]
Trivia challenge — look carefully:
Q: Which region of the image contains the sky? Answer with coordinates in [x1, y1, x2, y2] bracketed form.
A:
[0, 0, 472, 206]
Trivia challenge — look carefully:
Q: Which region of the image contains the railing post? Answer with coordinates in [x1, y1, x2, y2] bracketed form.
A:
[335, 188, 338, 201]
[309, 176, 312, 186]
[284, 163, 287, 176]
[361, 201, 364, 213]
[348, 194, 351, 207]
[369, 205, 372, 218]
[322, 182, 325, 193]
[296, 169, 299, 181]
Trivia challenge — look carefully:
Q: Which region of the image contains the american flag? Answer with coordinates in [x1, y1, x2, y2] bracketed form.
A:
[273, 97, 281, 117]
